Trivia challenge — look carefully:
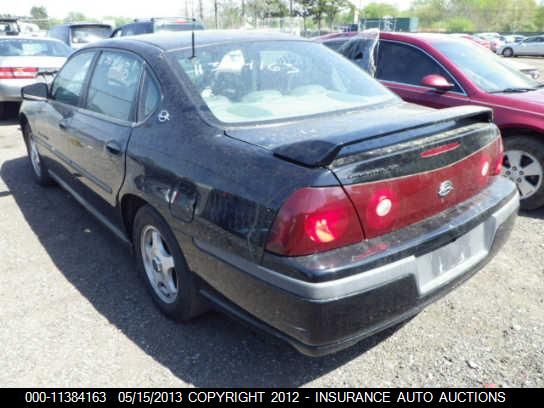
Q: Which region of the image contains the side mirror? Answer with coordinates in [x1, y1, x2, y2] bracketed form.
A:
[421, 74, 454, 92]
[21, 82, 49, 101]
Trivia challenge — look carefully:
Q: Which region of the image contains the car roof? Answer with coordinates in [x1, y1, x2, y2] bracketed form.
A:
[91, 30, 309, 51]
[317, 31, 467, 47]
[381, 32, 459, 42]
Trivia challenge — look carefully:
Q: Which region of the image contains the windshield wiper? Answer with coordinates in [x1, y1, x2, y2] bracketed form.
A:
[489, 87, 537, 93]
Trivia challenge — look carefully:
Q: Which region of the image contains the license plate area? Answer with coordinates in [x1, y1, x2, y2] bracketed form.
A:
[415, 222, 489, 295]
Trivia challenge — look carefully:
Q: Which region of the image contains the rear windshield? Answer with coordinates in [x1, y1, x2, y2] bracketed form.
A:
[0, 39, 70, 57]
[170, 40, 395, 124]
[154, 20, 204, 32]
[71, 26, 112, 45]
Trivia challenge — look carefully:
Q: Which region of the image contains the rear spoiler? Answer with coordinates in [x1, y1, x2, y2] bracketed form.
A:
[272, 106, 493, 167]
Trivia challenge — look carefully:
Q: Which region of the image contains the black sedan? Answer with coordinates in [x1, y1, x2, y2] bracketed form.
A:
[19, 31, 518, 356]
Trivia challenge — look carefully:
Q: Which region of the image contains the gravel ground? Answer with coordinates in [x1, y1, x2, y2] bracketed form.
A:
[0, 86, 543, 387]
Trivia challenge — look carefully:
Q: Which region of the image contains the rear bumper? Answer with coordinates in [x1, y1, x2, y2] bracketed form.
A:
[194, 177, 518, 356]
[0, 79, 36, 102]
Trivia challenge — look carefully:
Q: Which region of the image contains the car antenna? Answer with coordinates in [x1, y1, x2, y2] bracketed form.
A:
[190, 17, 196, 59]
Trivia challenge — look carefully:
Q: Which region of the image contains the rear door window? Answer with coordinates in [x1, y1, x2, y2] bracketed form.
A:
[376, 41, 461, 92]
[139, 71, 161, 120]
[51, 51, 96, 106]
[85, 51, 143, 121]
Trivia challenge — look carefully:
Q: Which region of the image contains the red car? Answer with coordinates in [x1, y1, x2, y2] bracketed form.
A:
[452, 33, 492, 50]
[317, 31, 544, 209]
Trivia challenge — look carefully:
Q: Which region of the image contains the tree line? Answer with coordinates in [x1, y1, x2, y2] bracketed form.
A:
[6, 1, 544, 34]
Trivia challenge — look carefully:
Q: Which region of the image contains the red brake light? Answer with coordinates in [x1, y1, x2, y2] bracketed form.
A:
[0, 67, 38, 79]
[420, 142, 460, 158]
[493, 136, 504, 176]
[266, 187, 364, 256]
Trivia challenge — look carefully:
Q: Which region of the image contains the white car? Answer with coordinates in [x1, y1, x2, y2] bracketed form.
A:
[0, 37, 70, 119]
[498, 35, 544, 57]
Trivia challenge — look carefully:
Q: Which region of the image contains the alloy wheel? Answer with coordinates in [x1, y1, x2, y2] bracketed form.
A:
[140, 225, 178, 304]
[502, 149, 543, 199]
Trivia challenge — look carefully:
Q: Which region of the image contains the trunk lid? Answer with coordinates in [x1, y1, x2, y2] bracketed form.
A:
[0, 56, 66, 72]
[227, 104, 502, 240]
[225, 104, 493, 167]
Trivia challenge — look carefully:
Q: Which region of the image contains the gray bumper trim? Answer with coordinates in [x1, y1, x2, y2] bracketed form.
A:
[195, 187, 519, 302]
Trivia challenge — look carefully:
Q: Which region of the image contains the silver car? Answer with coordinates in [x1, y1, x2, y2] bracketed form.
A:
[499, 35, 544, 57]
[0, 37, 70, 119]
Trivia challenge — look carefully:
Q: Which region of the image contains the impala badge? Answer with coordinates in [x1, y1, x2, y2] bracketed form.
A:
[158, 110, 170, 123]
[438, 180, 454, 197]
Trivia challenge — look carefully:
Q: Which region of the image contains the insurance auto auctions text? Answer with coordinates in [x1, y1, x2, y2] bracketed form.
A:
[182, 390, 506, 403]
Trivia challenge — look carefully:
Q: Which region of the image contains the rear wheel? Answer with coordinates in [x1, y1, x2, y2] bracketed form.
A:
[23, 122, 53, 186]
[502, 136, 544, 210]
[133, 205, 207, 321]
[502, 48, 514, 57]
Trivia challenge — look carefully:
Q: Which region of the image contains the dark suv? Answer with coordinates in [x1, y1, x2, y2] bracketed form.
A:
[111, 17, 204, 37]
[48, 23, 112, 50]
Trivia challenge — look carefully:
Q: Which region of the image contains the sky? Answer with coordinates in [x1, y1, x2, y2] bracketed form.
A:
[3, 0, 414, 19]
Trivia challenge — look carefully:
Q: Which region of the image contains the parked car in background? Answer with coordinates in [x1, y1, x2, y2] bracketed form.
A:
[498, 35, 544, 57]
[318, 31, 544, 209]
[48, 23, 112, 50]
[0, 18, 21, 36]
[475, 32, 504, 52]
[0, 37, 70, 119]
[502, 34, 526, 44]
[18, 31, 517, 356]
[475, 32, 501, 41]
[111, 17, 204, 37]
[451, 33, 491, 50]
[19, 22, 43, 37]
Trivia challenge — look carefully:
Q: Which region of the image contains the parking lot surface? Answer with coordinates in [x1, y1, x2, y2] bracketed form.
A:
[508, 56, 544, 79]
[0, 59, 543, 387]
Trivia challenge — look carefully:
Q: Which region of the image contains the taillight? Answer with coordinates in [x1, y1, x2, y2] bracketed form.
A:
[266, 187, 364, 256]
[0, 67, 38, 79]
[363, 188, 398, 233]
[493, 135, 504, 175]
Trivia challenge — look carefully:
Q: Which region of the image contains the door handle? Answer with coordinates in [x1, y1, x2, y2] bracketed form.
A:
[105, 141, 122, 156]
[58, 120, 68, 130]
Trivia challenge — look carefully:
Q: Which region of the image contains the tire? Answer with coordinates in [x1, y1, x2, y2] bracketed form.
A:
[502, 48, 514, 57]
[502, 136, 544, 210]
[22, 122, 53, 186]
[133, 205, 207, 321]
[0, 102, 5, 120]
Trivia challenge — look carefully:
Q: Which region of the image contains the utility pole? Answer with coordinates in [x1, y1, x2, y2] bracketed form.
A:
[198, 0, 203, 21]
[214, 0, 218, 29]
